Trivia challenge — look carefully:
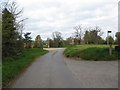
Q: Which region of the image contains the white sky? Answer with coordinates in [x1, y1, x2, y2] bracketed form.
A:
[14, 0, 119, 40]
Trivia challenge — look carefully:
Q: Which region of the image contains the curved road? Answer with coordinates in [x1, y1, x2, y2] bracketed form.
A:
[9, 48, 118, 88]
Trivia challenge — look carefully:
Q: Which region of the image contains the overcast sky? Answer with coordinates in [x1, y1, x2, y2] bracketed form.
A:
[14, 0, 119, 40]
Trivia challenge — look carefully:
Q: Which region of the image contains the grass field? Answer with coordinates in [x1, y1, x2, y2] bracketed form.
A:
[2, 48, 48, 87]
[64, 45, 120, 61]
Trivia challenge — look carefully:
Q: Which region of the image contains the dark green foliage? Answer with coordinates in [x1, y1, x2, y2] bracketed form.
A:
[2, 8, 24, 58]
[23, 32, 32, 48]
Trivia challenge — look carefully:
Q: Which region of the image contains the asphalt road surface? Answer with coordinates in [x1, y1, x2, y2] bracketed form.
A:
[9, 48, 118, 88]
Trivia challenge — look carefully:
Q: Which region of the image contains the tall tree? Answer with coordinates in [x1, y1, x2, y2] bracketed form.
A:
[2, 1, 25, 58]
[83, 30, 89, 44]
[47, 38, 54, 48]
[2, 1, 25, 38]
[34, 35, 42, 48]
[52, 31, 63, 47]
[73, 25, 83, 44]
[2, 8, 18, 57]
[24, 32, 32, 48]
[83, 26, 102, 44]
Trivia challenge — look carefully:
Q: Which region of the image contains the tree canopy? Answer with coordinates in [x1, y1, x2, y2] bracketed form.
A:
[2, 1, 24, 59]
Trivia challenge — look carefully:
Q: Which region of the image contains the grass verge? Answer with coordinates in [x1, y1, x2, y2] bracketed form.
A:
[2, 48, 48, 87]
[64, 45, 120, 61]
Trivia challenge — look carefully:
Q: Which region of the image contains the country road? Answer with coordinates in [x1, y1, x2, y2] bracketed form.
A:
[9, 48, 118, 88]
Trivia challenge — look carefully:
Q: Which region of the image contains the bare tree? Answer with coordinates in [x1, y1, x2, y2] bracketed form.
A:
[73, 25, 84, 44]
[52, 31, 62, 39]
[8, 2, 23, 18]
[52, 31, 63, 47]
[2, 0, 28, 39]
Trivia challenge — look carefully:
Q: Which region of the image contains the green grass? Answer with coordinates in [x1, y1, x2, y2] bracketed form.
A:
[2, 48, 48, 87]
[64, 45, 119, 61]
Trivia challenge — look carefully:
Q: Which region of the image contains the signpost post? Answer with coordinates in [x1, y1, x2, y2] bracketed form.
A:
[107, 31, 112, 56]
[107, 31, 112, 45]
